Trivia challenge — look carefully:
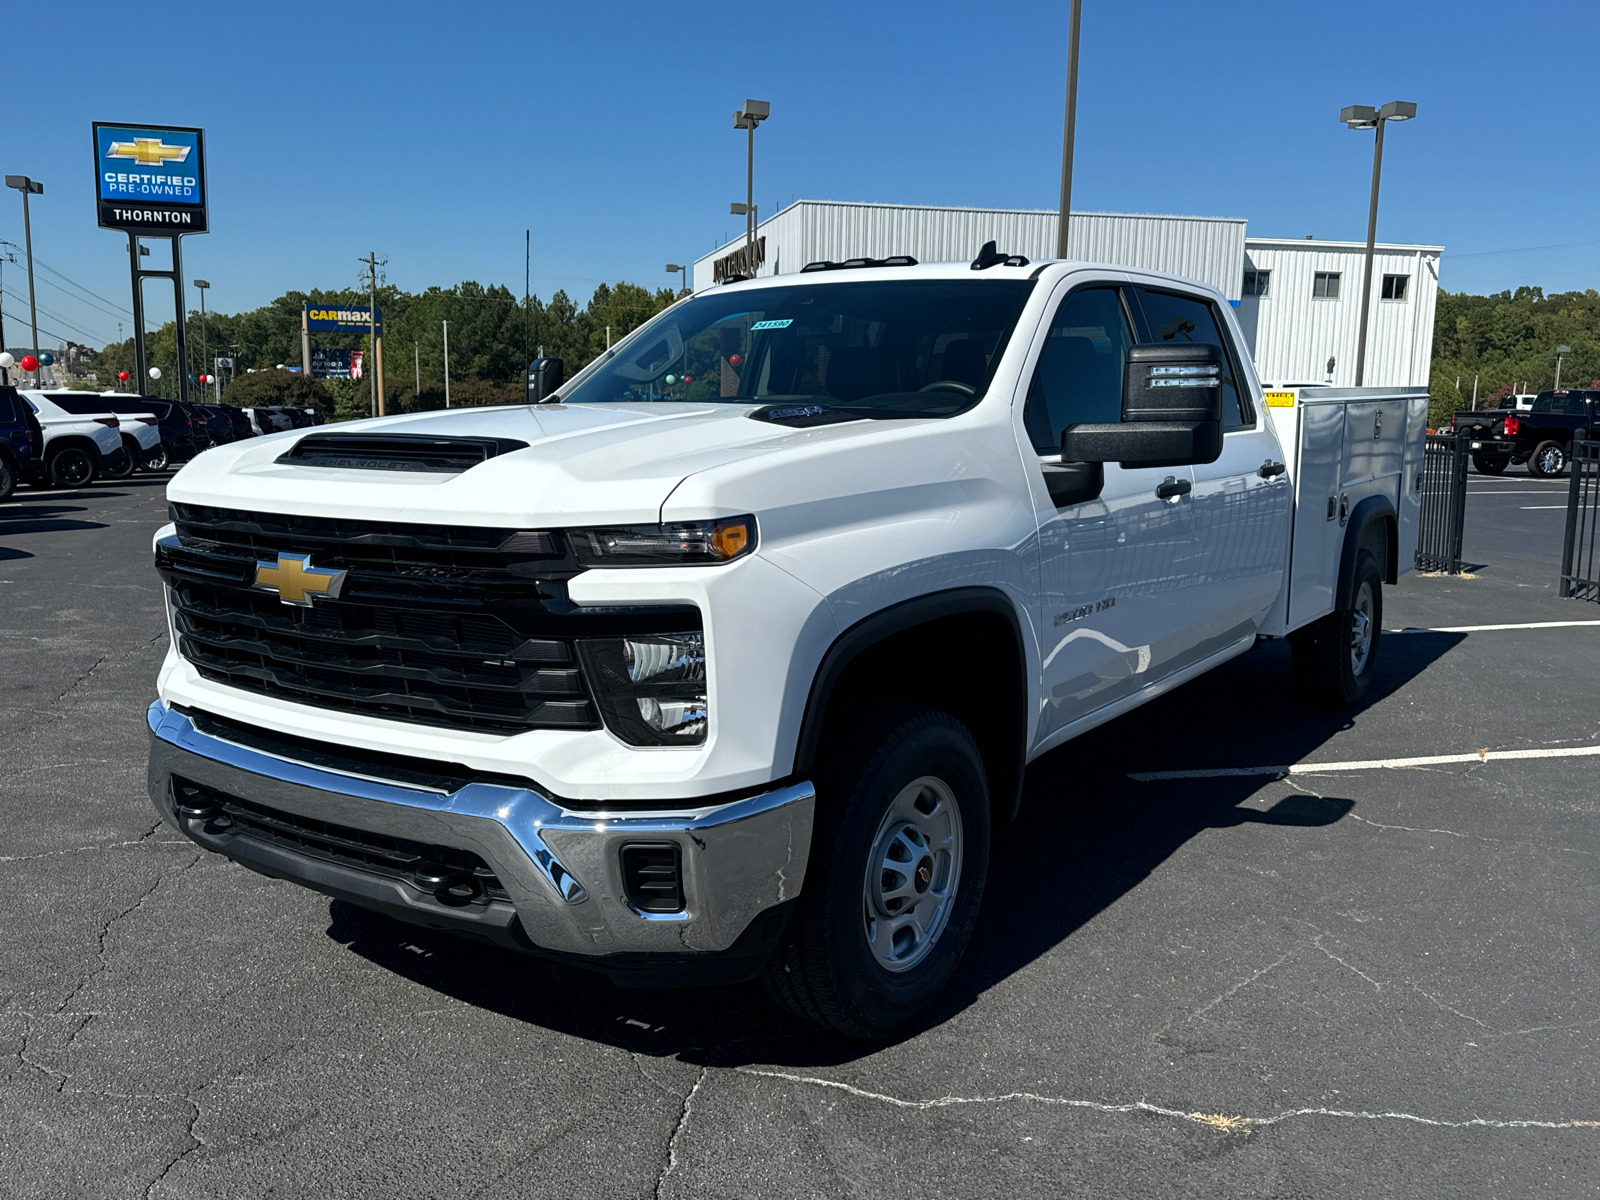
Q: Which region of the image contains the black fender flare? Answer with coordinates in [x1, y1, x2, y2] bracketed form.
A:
[1336, 494, 1397, 610]
[793, 586, 1030, 820]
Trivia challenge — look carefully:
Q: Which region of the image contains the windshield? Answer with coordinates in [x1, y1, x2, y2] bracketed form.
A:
[562, 278, 1036, 418]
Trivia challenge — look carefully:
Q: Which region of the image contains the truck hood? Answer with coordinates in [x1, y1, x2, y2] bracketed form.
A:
[166, 402, 926, 526]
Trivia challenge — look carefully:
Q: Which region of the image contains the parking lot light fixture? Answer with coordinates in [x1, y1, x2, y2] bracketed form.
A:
[193, 280, 210, 399]
[1341, 101, 1417, 386]
[4, 174, 44, 382]
[666, 263, 687, 294]
[1553, 344, 1571, 391]
[732, 101, 770, 270]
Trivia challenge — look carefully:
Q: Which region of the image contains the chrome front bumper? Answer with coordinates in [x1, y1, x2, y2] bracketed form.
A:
[146, 701, 814, 963]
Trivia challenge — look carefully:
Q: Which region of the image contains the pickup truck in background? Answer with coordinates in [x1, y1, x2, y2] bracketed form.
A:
[1455, 388, 1598, 476]
[146, 254, 1427, 1037]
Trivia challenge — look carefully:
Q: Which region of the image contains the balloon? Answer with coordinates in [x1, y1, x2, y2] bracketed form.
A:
[19, 355, 39, 371]
[665, 375, 677, 385]
[38, 352, 54, 366]
[148, 367, 162, 380]
[118, 370, 130, 381]
[0, 352, 13, 368]
[683, 375, 693, 384]
[728, 353, 742, 368]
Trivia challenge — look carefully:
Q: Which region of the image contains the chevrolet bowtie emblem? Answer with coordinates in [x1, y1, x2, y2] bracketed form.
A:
[106, 137, 191, 166]
[254, 553, 347, 606]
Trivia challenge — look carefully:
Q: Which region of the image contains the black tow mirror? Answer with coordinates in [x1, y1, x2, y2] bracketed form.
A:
[1060, 343, 1226, 469]
[526, 357, 565, 403]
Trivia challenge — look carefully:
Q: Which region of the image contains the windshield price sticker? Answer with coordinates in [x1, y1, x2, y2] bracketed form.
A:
[750, 319, 793, 330]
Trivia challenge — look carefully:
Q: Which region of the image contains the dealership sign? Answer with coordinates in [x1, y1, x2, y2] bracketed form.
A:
[306, 305, 382, 332]
[92, 123, 207, 233]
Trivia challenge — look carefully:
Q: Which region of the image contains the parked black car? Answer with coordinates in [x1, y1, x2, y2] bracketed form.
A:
[133, 397, 207, 465]
[193, 405, 239, 447]
[0, 385, 43, 501]
[1456, 388, 1599, 476]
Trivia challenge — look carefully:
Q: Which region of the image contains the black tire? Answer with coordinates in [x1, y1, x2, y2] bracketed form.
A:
[100, 436, 138, 480]
[1528, 440, 1568, 479]
[1472, 453, 1509, 475]
[141, 441, 171, 472]
[762, 703, 991, 1038]
[1292, 549, 1383, 708]
[47, 446, 96, 489]
[0, 455, 15, 502]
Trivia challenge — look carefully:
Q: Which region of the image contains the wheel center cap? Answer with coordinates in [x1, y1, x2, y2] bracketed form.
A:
[914, 856, 933, 893]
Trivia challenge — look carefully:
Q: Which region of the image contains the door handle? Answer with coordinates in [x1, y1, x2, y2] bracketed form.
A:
[1258, 460, 1286, 478]
[1155, 477, 1191, 500]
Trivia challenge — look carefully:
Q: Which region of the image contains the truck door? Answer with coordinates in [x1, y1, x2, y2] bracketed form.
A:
[1021, 283, 1198, 743]
[1126, 285, 1290, 651]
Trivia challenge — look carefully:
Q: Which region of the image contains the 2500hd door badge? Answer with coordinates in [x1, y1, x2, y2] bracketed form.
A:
[1054, 596, 1116, 627]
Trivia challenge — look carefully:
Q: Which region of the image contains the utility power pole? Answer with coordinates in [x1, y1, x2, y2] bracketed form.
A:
[524, 229, 531, 369]
[1055, 0, 1082, 259]
[414, 340, 420, 404]
[361, 251, 385, 416]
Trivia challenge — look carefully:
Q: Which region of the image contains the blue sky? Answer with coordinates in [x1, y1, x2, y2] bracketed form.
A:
[4, 0, 1596, 351]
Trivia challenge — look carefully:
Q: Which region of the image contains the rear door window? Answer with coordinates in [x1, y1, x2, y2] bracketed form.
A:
[1022, 286, 1135, 453]
[1126, 287, 1253, 429]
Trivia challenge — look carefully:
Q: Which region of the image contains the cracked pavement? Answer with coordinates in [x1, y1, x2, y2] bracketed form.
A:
[1, 468, 1597, 1197]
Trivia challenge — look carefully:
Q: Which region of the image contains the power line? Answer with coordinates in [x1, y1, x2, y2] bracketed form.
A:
[28, 254, 135, 317]
[1449, 238, 1600, 260]
[31, 271, 132, 325]
[1, 286, 114, 345]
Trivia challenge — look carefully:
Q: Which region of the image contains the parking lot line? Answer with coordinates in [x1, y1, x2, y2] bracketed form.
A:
[1387, 620, 1600, 633]
[1520, 505, 1567, 509]
[1128, 743, 1600, 781]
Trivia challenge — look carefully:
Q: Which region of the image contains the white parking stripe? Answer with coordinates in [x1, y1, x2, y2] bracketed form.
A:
[1386, 620, 1600, 633]
[1521, 505, 1567, 509]
[1129, 744, 1600, 782]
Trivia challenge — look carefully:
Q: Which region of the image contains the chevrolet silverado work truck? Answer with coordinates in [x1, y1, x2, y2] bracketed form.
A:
[147, 253, 1426, 1036]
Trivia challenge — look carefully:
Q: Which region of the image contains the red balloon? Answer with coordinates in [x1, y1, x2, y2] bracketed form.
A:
[20, 355, 39, 371]
[118, 370, 130, 381]
[728, 353, 741, 368]
[683, 375, 693, 384]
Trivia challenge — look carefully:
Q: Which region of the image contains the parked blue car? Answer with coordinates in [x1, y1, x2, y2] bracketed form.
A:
[0, 385, 43, 501]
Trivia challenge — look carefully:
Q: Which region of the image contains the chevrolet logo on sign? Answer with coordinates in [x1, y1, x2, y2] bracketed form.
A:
[254, 554, 348, 606]
[106, 137, 192, 166]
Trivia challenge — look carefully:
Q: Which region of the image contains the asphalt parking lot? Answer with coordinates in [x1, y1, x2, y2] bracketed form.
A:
[2, 465, 1596, 1199]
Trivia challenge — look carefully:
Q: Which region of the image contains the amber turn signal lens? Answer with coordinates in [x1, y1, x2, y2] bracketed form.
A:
[710, 519, 751, 560]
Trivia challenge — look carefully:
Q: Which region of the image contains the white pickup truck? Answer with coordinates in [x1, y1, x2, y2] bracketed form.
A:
[147, 253, 1426, 1036]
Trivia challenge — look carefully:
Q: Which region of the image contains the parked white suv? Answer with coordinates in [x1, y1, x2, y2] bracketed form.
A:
[35, 392, 162, 478]
[147, 253, 1426, 1035]
[19, 390, 128, 488]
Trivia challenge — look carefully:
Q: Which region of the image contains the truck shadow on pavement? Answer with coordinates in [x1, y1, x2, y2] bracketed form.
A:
[0, 505, 108, 537]
[326, 632, 1464, 1066]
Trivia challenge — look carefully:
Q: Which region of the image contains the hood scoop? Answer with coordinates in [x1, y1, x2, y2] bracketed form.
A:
[276, 433, 529, 474]
[746, 403, 864, 429]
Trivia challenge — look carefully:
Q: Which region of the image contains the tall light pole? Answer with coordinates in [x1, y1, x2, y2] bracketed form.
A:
[1055, 0, 1082, 259]
[441, 319, 451, 408]
[4, 175, 43, 383]
[1340, 100, 1417, 386]
[193, 279, 209, 398]
[666, 263, 687, 295]
[1553, 344, 1571, 391]
[732, 100, 770, 270]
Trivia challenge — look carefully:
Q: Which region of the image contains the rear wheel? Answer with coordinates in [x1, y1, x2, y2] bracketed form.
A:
[47, 446, 96, 489]
[0, 455, 15, 502]
[1472, 453, 1509, 475]
[762, 704, 990, 1038]
[1292, 549, 1383, 708]
[1528, 440, 1568, 479]
[100, 436, 138, 480]
[141, 441, 171, 472]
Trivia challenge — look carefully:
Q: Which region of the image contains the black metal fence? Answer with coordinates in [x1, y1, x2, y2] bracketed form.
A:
[1416, 430, 1469, 574]
[1560, 437, 1600, 601]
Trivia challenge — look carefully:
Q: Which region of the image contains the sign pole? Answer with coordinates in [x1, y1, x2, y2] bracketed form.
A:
[301, 303, 311, 378]
[171, 234, 189, 404]
[127, 234, 148, 386]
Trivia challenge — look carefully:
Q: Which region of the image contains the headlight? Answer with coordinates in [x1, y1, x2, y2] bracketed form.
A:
[577, 633, 708, 745]
[571, 517, 755, 567]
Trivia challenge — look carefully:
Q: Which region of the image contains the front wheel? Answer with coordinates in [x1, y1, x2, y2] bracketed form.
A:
[1472, 453, 1509, 475]
[141, 441, 171, 472]
[1528, 440, 1568, 479]
[47, 447, 96, 489]
[763, 704, 990, 1038]
[1292, 549, 1383, 708]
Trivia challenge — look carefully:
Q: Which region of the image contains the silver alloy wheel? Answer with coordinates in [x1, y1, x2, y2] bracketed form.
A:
[862, 775, 964, 973]
[1537, 445, 1565, 476]
[1350, 580, 1375, 676]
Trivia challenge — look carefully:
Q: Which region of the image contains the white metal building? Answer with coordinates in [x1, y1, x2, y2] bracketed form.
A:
[1239, 238, 1441, 388]
[692, 200, 1441, 388]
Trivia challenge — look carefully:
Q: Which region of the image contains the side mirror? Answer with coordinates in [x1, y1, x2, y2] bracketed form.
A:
[526, 357, 565, 403]
[1060, 343, 1226, 469]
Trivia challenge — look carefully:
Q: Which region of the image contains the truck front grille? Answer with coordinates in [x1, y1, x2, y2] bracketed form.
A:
[162, 504, 598, 734]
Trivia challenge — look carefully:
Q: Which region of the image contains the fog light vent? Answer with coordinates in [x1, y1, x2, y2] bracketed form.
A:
[620, 843, 684, 914]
